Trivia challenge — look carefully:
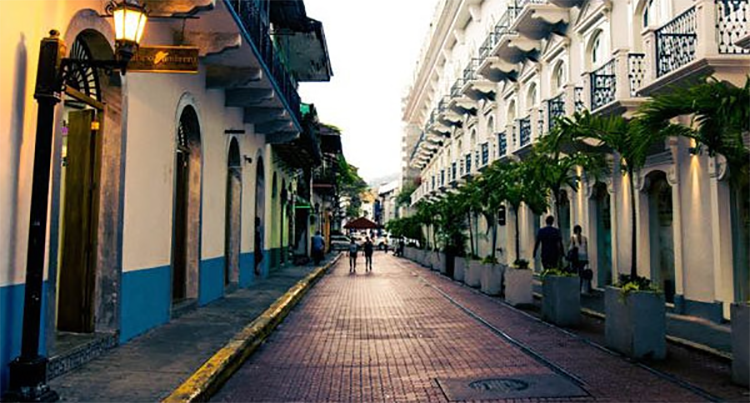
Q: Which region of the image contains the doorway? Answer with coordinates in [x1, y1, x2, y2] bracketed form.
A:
[593, 183, 612, 287]
[172, 106, 201, 303]
[254, 156, 265, 275]
[732, 174, 750, 302]
[225, 139, 242, 286]
[647, 171, 676, 303]
[558, 190, 571, 250]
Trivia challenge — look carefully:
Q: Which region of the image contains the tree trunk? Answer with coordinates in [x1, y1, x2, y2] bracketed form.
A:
[467, 211, 475, 257]
[628, 168, 638, 280]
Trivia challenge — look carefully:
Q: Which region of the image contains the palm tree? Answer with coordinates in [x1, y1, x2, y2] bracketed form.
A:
[530, 121, 607, 225]
[569, 111, 664, 281]
[414, 200, 438, 250]
[489, 160, 547, 264]
[434, 191, 468, 256]
[458, 180, 484, 257]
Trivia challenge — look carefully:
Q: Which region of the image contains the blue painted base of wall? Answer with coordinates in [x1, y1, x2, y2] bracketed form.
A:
[673, 295, 725, 323]
[199, 257, 225, 306]
[120, 266, 170, 343]
[239, 252, 255, 288]
[0, 282, 48, 393]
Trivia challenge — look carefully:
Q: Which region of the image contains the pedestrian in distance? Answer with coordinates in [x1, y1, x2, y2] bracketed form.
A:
[311, 231, 325, 265]
[569, 224, 592, 293]
[364, 237, 374, 272]
[348, 239, 358, 274]
[533, 215, 564, 270]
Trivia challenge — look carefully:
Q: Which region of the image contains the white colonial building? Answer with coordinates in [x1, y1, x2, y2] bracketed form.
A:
[403, 0, 749, 321]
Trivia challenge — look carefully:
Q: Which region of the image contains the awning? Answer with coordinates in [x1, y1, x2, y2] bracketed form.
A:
[344, 217, 379, 230]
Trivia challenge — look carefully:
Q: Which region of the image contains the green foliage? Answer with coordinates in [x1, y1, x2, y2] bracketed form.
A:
[481, 255, 499, 265]
[395, 181, 418, 207]
[385, 216, 423, 244]
[541, 268, 576, 277]
[512, 259, 530, 270]
[433, 192, 468, 256]
[336, 156, 368, 219]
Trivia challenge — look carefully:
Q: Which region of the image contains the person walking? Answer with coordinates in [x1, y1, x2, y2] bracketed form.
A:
[348, 239, 358, 274]
[533, 215, 564, 270]
[364, 237, 374, 272]
[569, 224, 591, 293]
[311, 231, 324, 265]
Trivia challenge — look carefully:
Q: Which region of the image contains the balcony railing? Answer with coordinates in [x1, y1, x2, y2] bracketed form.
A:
[548, 93, 565, 131]
[519, 117, 531, 147]
[655, 6, 697, 77]
[498, 133, 508, 156]
[451, 162, 457, 182]
[451, 78, 465, 98]
[465, 153, 472, 175]
[464, 59, 481, 82]
[591, 58, 616, 110]
[574, 87, 585, 112]
[717, 0, 750, 54]
[228, 0, 301, 124]
[628, 53, 645, 96]
[440, 169, 445, 187]
[481, 143, 489, 166]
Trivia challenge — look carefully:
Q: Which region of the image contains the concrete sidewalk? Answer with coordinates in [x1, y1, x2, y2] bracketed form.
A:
[50, 255, 337, 402]
[531, 281, 732, 357]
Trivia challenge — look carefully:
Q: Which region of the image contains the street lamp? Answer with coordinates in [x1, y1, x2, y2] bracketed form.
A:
[4, 2, 146, 401]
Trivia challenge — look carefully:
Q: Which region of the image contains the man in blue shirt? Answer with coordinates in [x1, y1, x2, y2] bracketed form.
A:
[311, 231, 324, 265]
[534, 215, 564, 270]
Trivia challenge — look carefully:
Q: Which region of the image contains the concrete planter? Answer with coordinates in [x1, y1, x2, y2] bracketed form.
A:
[453, 257, 466, 282]
[403, 246, 416, 261]
[465, 260, 482, 288]
[504, 268, 533, 306]
[415, 249, 426, 266]
[426, 251, 438, 270]
[731, 302, 749, 386]
[605, 286, 666, 360]
[542, 276, 580, 326]
[480, 263, 504, 296]
[437, 252, 448, 274]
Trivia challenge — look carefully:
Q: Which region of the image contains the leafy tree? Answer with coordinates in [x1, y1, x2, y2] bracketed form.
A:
[395, 181, 418, 208]
[336, 156, 368, 219]
[434, 192, 468, 256]
[457, 180, 484, 258]
[414, 200, 439, 249]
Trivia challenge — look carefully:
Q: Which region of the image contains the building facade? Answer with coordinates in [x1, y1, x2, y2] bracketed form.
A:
[0, 0, 331, 390]
[403, 0, 749, 321]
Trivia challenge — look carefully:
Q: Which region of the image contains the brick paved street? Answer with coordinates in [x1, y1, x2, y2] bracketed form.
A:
[213, 254, 728, 402]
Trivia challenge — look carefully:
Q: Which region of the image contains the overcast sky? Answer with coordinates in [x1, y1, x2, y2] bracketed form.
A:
[298, 0, 438, 183]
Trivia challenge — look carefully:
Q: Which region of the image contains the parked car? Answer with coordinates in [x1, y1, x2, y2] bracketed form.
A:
[330, 234, 351, 251]
[374, 235, 391, 250]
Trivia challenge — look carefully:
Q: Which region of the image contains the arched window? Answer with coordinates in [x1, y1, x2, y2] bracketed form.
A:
[552, 62, 566, 93]
[591, 31, 603, 67]
[508, 100, 517, 122]
[643, 0, 655, 28]
[526, 84, 538, 109]
[487, 116, 495, 135]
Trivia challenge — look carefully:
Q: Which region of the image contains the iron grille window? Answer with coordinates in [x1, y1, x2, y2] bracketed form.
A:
[590, 58, 616, 110]
[451, 162, 457, 182]
[465, 154, 472, 174]
[717, 0, 750, 55]
[548, 93, 565, 131]
[655, 6, 697, 77]
[481, 143, 489, 166]
[498, 133, 507, 157]
[519, 117, 531, 147]
[574, 87, 585, 112]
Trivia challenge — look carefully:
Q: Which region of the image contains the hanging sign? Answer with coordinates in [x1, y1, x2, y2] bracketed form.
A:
[128, 46, 199, 73]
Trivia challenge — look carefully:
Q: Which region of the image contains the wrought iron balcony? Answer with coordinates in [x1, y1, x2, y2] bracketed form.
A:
[574, 87, 585, 112]
[628, 53, 645, 96]
[717, 0, 750, 54]
[451, 78, 465, 98]
[227, 0, 301, 124]
[463, 59, 481, 82]
[440, 169, 446, 188]
[655, 6, 696, 78]
[590, 58, 616, 110]
[479, 33, 498, 61]
[481, 143, 489, 166]
[519, 117, 531, 147]
[548, 93, 565, 131]
[465, 153, 472, 176]
[451, 162, 457, 183]
[498, 132, 508, 157]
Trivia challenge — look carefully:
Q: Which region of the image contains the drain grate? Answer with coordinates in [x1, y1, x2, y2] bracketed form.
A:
[437, 373, 587, 401]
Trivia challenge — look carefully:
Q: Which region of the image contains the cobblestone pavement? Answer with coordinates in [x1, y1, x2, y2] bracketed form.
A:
[214, 254, 721, 402]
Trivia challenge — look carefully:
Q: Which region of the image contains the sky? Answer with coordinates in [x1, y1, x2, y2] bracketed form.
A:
[298, 0, 439, 184]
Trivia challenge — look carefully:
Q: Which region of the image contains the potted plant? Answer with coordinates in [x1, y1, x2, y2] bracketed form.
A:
[541, 268, 580, 326]
[465, 255, 482, 288]
[453, 254, 468, 282]
[504, 259, 533, 306]
[480, 255, 504, 296]
[731, 302, 749, 386]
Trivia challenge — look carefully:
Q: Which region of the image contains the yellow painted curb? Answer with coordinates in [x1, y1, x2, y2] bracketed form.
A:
[162, 254, 342, 403]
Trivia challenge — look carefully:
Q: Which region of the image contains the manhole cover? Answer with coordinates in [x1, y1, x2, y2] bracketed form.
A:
[437, 374, 587, 401]
[468, 378, 529, 392]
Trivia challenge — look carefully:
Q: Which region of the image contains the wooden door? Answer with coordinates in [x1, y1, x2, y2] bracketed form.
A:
[225, 168, 241, 285]
[58, 109, 99, 333]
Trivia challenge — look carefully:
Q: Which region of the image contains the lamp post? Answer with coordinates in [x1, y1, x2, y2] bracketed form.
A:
[4, 2, 146, 401]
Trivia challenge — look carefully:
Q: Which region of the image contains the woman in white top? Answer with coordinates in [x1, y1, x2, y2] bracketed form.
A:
[570, 225, 591, 293]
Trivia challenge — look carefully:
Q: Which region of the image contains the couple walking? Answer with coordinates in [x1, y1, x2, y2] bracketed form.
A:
[349, 237, 374, 273]
[534, 215, 591, 291]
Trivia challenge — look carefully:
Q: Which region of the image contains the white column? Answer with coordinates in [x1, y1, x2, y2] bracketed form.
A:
[695, 0, 719, 58]
[614, 48, 631, 100]
[708, 156, 735, 319]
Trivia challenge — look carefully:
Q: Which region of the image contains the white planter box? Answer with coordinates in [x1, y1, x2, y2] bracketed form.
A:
[504, 268, 533, 306]
[403, 246, 416, 260]
[453, 257, 466, 282]
[437, 252, 447, 274]
[465, 260, 482, 288]
[415, 249, 426, 266]
[480, 264, 504, 296]
[542, 276, 580, 326]
[731, 303, 749, 386]
[605, 286, 666, 360]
